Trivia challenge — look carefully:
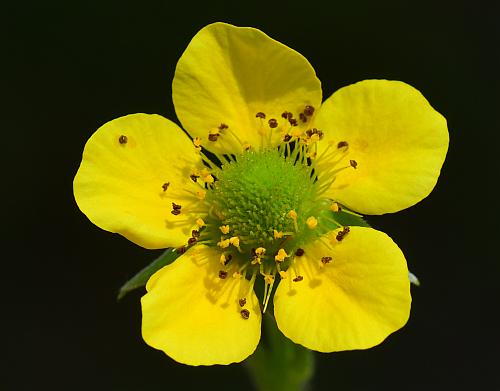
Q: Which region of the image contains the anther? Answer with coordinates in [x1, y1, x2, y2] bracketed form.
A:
[293, 275, 304, 282]
[264, 274, 274, 284]
[268, 118, 278, 128]
[304, 105, 315, 116]
[256, 112, 266, 119]
[295, 248, 305, 256]
[188, 237, 197, 246]
[350, 159, 358, 169]
[208, 133, 219, 142]
[193, 137, 202, 148]
[255, 247, 266, 257]
[299, 113, 307, 123]
[330, 202, 340, 212]
[118, 135, 128, 144]
[218, 270, 228, 279]
[190, 174, 199, 182]
[171, 209, 181, 216]
[275, 248, 288, 262]
[233, 271, 242, 279]
[274, 230, 284, 239]
[240, 309, 250, 319]
[239, 298, 247, 307]
[162, 182, 170, 191]
[218, 238, 230, 248]
[281, 111, 291, 119]
[229, 236, 240, 247]
[220, 254, 227, 265]
[219, 225, 230, 234]
[196, 218, 205, 227]
[321, 256, 332, 264]
[176, 246, 186, 254]
[279, 270, 288, 279]
[287, 210, 298, 220]
[283, 134, 292, 142]
[336, 226, 350, 241]
[172, 202, 182, 210]
[306, 216, 318, 229]
[337, 141, 349, 149]
[219, 123, 228, 130]
[243, 142, 252, 151]
[196, 190, 206, 200]
[289, 118, 298, 126]
[191, 230, 200, 238]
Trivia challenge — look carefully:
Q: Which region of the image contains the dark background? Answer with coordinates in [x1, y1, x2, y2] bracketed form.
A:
[5, 0, 499, 389]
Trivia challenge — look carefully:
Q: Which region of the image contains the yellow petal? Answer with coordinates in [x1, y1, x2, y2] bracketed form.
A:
[74, 114, 203, 249]
[274, 226, 411, 352]
[172, 22, 322, 154]
[315, 80, 449, 214]
[142, 245, 261, 365]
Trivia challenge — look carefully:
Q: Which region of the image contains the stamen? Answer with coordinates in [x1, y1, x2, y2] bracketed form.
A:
[208, 133, 219, 142]
[293, 275, 304, 282]
[190, 174, 199, 182]
[229, 236, 240, 248]
[321, 256, 332, 264]
[187, 237, 197, 246]
[274, 230, 284, 239]
[295, 248, 305, 256]
[255, 112, 266, 119]
[219, 225, 230, 234]
[279, 270, 288, 279]
[196, 218, 206, 227]
[240, 309, 250, 319]
[218, 270, 228, 279]
[219, 123, 228, 130]
[239, 298, 247, 307]
[306, 216, 318, 229]
[176, 246, 186, 254]
[299, 113, 307, 123]
[268, 118, 278, 128]
[162, 182, 170, 191]
[193, 137, 202, 148]
[195, 190, 206, 200]
[118, 135, 128, 144]
[217, 238, 230, 248]
[330, 202, 341, 212]
[171, 209, 181, 216]
[337, 141, 349, 149]
[232, 271, 242, 279]
[304, 105, 315, 116]
[275, 248, 288, 263]
[350, 159, 358, 169]
[336, 226, 350, 241]
[219, 254, 227, 265]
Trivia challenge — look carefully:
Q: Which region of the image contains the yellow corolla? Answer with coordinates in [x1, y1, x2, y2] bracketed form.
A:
[74, 23, 448, 365]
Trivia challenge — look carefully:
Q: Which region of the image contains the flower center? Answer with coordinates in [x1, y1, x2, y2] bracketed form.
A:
[206, 149, 317, 255]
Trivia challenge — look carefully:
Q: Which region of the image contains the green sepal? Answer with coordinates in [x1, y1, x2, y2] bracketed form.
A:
[332, 209, 371, 228]
[117, 248, 182, 300]
[245, 313, 314, 391]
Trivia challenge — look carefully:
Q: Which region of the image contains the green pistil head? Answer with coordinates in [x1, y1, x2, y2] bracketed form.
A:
[205, 149, 322, 262]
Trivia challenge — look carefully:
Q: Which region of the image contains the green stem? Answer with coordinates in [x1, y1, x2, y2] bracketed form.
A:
[245, 313, 315, 391]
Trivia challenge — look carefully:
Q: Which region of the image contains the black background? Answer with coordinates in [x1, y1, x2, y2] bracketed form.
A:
[5, 0, 499, 389]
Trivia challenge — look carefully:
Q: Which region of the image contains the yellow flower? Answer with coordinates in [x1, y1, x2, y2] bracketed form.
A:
[74, 23, 448, 365]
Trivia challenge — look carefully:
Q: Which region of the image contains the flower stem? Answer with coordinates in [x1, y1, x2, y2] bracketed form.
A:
[245, 313, 315, 391]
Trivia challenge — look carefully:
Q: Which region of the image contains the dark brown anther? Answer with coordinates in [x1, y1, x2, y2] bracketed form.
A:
[336, 226, 350, 241]
[118, 135, 128, 144]
[295, 248, 305, 256]
[281, 111, 290, 119]
[289, 118, 298, 126]
[299, 113, 307, 123]
[188, 237, 197, 246]
[268, 118, 278, 128]
[162, 182, 170, 191]
[293, 275, 304, 282]
[256, 112, 266, 119]
[283, 134, 292, 142]
[190, 174, 199, 182]
[321, 256, 332, 264]
[316, 130, 324, 139]
[306, 129, 313, 137]
[337, 141, 349, 149]
[225, 254, 233, 263]
[208, 133, 219, 142]
[304, 105, 315, 116]
[219, 123, 228, 130]
[191, 230, 200, 238]
[172, 202, 182, 210]
[350, 160, 358, 169]
[240, 309, 250, 319]
[176, 246, 186, 254]
[239, 298, 247, 307]
[219, 270, 228, 279]
[171, 209, 181, 216]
